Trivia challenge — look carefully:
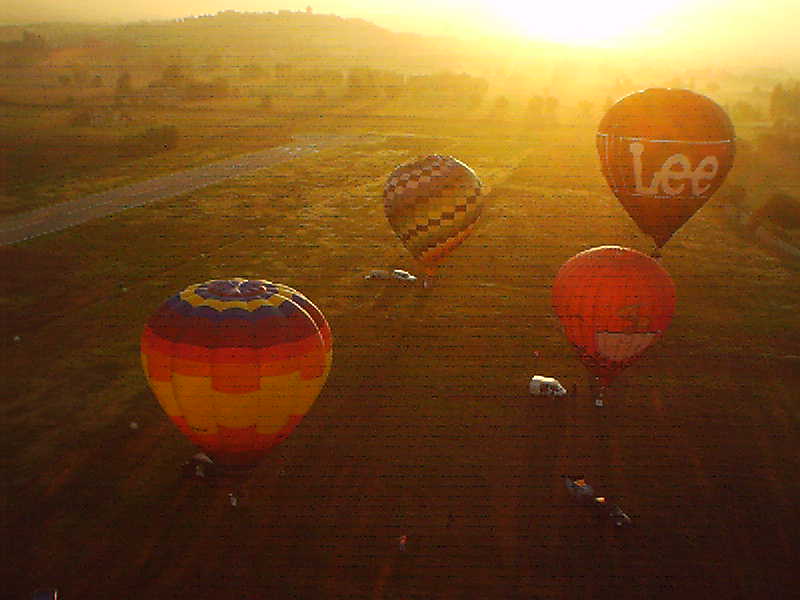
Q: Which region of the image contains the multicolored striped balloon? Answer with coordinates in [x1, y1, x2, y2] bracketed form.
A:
[383, 155, 483, 278]
[141, 278, 332, 467]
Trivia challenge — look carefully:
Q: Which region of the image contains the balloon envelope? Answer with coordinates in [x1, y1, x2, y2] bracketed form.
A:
[141, 278, 332, 467]
[383, 155, 483, 275]
[597, 88, 735, 248]
[552, 246, 676, 387]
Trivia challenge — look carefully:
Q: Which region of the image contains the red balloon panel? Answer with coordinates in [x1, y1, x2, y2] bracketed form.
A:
[597, 88, 735, 248]
[552, 246, 676, 386]
[597, 136, 735, 248]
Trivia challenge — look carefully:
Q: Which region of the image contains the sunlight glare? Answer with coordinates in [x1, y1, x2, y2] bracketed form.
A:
[491, 0, 694, 46]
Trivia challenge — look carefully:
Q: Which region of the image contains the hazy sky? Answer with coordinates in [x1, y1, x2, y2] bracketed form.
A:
[2, 0, 799, 66]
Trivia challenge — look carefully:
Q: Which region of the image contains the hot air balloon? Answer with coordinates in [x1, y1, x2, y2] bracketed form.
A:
[141, 278, 332, 475]
[552, 246, 676, 406]
[597, 88, 735, 252]
[383, 155, 483, 286]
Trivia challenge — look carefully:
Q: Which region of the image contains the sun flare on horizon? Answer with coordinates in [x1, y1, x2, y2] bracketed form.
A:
[490, 0, 695, 46]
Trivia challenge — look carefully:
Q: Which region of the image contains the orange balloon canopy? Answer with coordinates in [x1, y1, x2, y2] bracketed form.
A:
[597, 88, 735, 249]
[141, 278, 332, 467]
[552, 246, 676, 388]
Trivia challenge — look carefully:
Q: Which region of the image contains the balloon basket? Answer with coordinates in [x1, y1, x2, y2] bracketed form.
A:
[182, 454, 256, 497]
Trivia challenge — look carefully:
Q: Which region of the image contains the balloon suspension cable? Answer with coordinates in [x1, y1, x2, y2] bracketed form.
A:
[422, 266, 436, 289]
[593, 377, 606, 407]
[650, 246, 663, 260]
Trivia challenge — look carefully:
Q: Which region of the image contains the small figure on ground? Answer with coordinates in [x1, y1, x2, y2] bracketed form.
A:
[563, 475, 595, 502]
[181, 452, 215, 480]
[564, 476, 632, 527]
[228, 492, 238, 507]
[596, 498, 632, 527]
[365, 269, 391, 280]
[397, 535, 408, 552]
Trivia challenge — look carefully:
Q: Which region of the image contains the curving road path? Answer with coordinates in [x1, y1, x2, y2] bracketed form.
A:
[0, 134, 362, 246]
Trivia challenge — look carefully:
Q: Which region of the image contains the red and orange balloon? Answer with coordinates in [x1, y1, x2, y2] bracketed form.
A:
[141, 278, 332, 468]
[597, 88, 735, 250]
[552, 246, 676, 397]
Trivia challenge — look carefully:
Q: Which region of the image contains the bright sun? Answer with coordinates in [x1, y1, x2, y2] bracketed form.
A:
[491, 0, 692, 46]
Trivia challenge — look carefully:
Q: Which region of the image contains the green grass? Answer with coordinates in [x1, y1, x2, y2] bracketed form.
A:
[2, 112, 799, 600]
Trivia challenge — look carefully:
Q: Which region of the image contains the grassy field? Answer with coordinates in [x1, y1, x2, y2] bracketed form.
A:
[1, 112, 799, 600]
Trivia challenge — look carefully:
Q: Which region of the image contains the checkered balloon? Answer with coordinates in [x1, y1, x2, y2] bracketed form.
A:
[383, 155, 483, 275]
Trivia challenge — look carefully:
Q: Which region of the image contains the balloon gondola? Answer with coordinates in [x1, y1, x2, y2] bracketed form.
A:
[552, 246, 676, 406]
[597, 88, 735, 254]
[383, 155, 483, 287]
[141, 278, 332, 489]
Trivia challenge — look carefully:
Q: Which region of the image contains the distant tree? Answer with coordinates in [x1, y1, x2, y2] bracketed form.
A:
[668, 76, 684, 89]
[120, 125, 179, 158]
[769, 83, 795, 124]
[162, 64, 186, 85]
[275, 63, 293, 81]
[492, 95, 510, 115]
[183, 77, 229, 100]
[1, 30, 48, 66]
[346, 67, 377, 97]
[527, 95, 544, 120]
[70, 66, 87, 87]
[21, 30, 46, 50]
[116, 70, 132, 97]
[240, 64, 264, 79]
[545, 96, 559, 122]
[69, 109, 93, 127]
[732, 100, 762, 122]
[577, 99, 594, 120]
[749, 193, 800, 231]
[203, 54, 222, 71]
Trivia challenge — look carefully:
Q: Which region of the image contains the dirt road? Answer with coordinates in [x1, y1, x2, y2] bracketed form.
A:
[0, 134, 359, 246]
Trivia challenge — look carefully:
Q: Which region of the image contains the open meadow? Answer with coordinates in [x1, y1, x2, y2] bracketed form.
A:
[2, 104, 799, 599]
[2, 10, 800, 599]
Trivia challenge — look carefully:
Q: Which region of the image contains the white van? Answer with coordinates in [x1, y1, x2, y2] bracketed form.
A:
[529, 375, 567, 397]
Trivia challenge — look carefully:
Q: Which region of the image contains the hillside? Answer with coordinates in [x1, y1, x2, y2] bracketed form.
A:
[0, 10, 516, 74]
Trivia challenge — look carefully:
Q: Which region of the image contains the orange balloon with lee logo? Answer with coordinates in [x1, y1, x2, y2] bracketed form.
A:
[597, 88, 736, 250]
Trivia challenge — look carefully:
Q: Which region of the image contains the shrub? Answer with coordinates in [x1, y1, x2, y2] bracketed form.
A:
[118, 125, 179, 159]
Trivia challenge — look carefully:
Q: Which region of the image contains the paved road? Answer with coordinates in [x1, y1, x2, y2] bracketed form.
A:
[0, 134, 357, 246]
